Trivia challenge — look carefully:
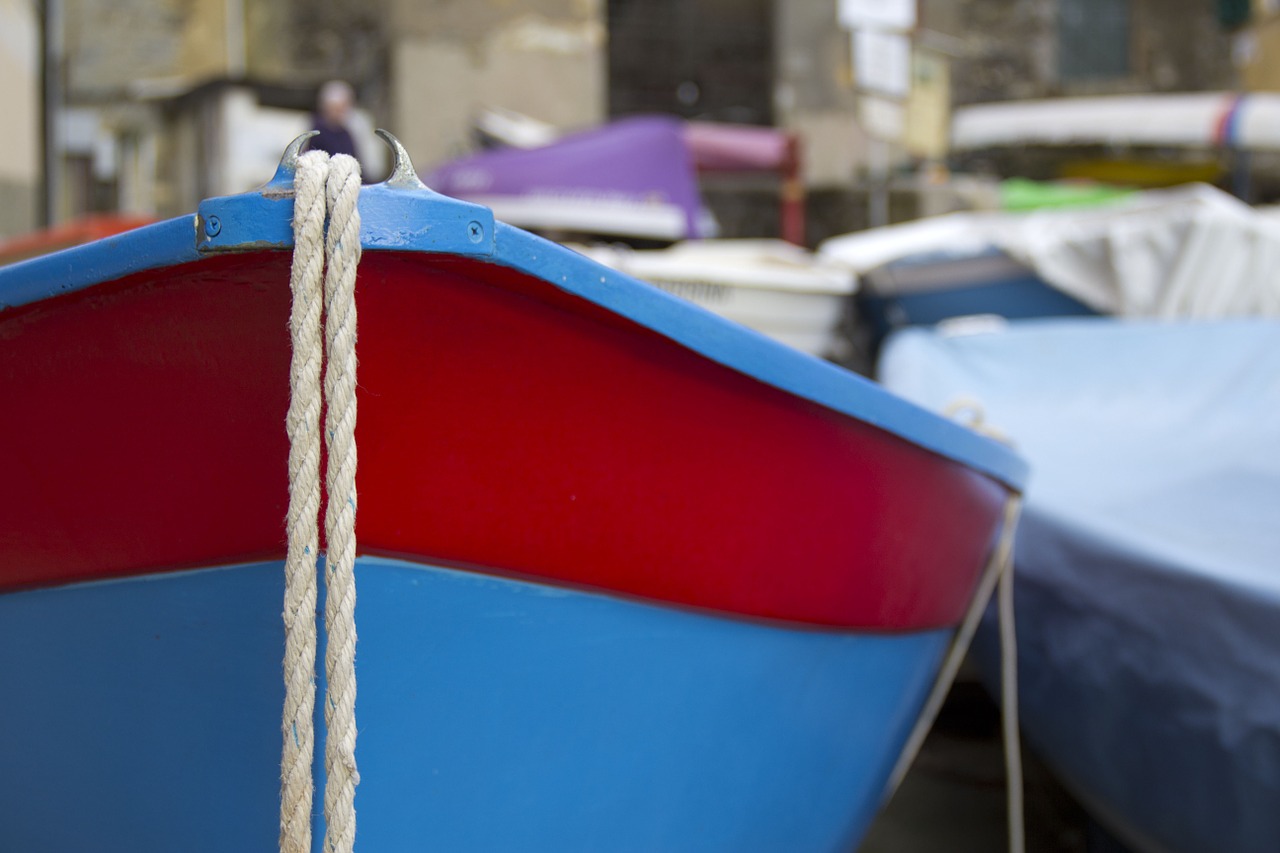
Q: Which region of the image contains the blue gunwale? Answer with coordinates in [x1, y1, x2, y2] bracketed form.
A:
[0, 179, 1028, 491]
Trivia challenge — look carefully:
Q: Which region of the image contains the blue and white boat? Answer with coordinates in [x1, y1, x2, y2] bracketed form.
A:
[820, 184, 1280, 360]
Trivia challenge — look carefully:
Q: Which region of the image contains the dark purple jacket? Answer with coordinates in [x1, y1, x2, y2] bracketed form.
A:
[309, 117, 359, 162]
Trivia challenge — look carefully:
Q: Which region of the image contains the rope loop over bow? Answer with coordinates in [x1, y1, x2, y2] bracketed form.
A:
[282, 148, 362, 853]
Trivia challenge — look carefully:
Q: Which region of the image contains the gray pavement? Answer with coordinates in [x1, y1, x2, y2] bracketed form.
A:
[860, 681, 1091, 853]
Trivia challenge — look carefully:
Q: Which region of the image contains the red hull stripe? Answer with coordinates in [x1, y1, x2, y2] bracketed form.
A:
[0, 251, 1007, 628]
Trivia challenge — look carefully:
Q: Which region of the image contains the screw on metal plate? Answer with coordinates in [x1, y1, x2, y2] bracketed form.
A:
[466, 221, 485, 243]
[203, 215, 221, 238]
[375, 129, 429, 190]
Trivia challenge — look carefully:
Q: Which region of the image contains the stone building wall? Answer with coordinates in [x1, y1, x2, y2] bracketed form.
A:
[0, 0, 38, 238]
[387, 0, 605, 170]
[943, 0, 1236, 106]
[36, 0, 1248, 225]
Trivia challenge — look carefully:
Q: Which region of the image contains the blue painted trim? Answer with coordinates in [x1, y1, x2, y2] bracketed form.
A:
[193, 180, 496, 258]
[0, 216, 200, 310]
[1, 556, 953, 852]
[0, 174, 1026, 489]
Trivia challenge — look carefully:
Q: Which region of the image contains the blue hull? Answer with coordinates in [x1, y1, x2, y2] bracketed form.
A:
[1, 556, 950, 852]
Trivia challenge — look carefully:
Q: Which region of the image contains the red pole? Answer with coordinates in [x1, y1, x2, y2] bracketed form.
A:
[780, 134, 806, 246]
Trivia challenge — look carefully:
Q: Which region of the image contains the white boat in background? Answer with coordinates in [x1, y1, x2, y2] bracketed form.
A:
[575, 240, 857, 359]
[823, 183, 1280, 317]
[818, 183, 1280, 360]
[951, 91, 1280, 152]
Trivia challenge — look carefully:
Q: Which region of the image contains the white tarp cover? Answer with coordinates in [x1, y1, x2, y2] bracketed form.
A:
[879, 317, 1280, 853]
[819, 184, 1280, 319]
[818, 211, 1013, 274]
[951, 93, 1237, 150]
[952, 92, 1280, 152]
[1000, 184, 1280, 317]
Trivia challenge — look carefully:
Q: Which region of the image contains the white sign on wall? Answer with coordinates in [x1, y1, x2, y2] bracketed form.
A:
[853, 29, 911, 98]
[858, 95, 907, 141]
[838, 0, 917, 32]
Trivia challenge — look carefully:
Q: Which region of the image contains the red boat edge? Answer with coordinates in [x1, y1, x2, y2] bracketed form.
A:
[0, 137, 1026, 631]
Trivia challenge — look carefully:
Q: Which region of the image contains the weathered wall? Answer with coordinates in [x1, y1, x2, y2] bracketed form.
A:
[0, 0, 38, 237]
[65, 0, 387, 94]
[389, 0, 605, 169]
[41, 0, 1247, 224]
[1237, 11, 1280, 91]
[607, 0, 773, 125]
[65, 0, 186, 97]
[773, 0, 870, 186]
[1128, 0, 1237, 92]
[945, 0, 1236, 106]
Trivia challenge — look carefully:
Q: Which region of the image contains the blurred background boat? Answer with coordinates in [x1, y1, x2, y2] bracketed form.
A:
[877, 317, 1280, 853]
[426, 113, 804, 244]
[574, 238, 856, 358]
[819, 183, 1280, 364]
[0, 213, 154, 266]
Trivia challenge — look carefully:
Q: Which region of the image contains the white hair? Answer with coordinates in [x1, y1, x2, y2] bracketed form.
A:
[319, 80, 354, 110]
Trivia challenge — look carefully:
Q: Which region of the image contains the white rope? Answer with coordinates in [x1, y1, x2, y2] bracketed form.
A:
[883, 493, 1025, 853]
[885, 493, 1021, 789]
[281, 149, 329, 853]
[998, 529, 1025, 853]
[281, 149, 362, 853]
[321, 153, 362, 853]
[941, 399, 1025, 853]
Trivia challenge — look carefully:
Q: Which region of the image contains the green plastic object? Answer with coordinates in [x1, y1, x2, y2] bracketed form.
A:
[999, 178, 1135, 212]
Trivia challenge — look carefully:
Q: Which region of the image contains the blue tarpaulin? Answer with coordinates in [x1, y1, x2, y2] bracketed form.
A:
[880, 317, 1280, 853]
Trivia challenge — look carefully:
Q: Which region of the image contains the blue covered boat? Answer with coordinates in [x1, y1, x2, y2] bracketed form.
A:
[880, 317, 1280, 853]
[818, 210, 1097, 359]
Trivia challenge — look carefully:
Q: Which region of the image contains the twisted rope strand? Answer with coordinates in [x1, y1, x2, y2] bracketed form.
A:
[281, 149, 331, 853]
[322, 153, 362, 853]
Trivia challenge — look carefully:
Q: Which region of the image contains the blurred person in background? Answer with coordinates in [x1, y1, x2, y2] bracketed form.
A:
[309, 80, 361, 164]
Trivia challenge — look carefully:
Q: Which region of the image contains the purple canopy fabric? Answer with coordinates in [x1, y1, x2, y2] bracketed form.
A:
[426, 116, 709, 240]
[685, 121, 795, 172]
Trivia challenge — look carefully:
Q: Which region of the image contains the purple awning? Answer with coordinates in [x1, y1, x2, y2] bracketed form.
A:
[426, 116, 710, 240]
